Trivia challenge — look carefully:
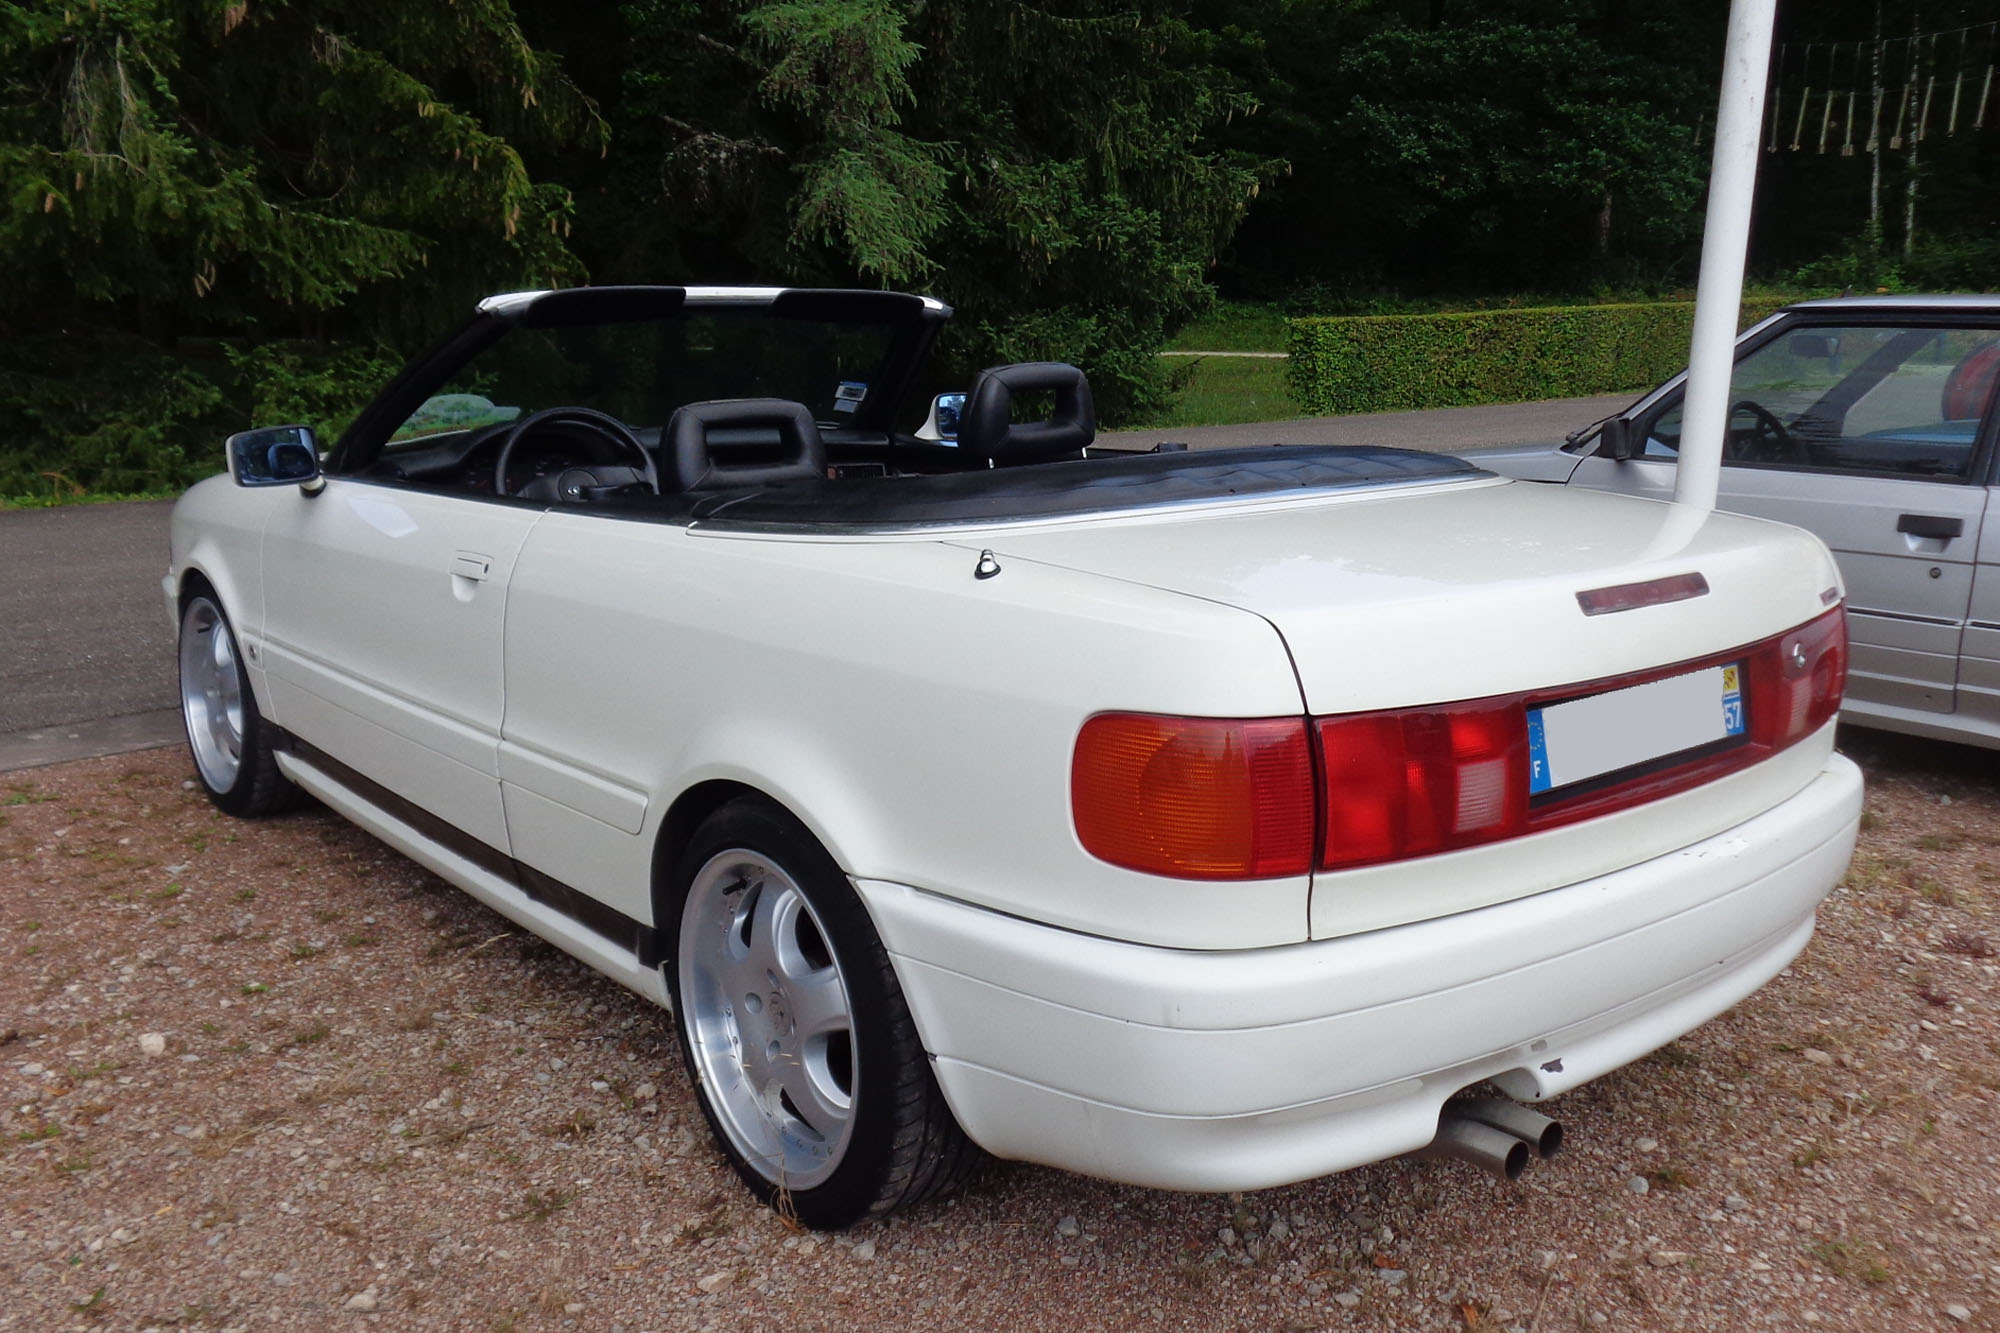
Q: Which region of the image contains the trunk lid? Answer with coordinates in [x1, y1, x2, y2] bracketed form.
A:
[958, 475, 1841, 715]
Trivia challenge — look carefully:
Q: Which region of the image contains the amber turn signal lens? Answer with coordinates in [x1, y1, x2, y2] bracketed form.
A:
[1071, 714, 1315, 879]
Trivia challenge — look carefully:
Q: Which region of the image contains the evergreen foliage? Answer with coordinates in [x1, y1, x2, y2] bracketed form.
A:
[1216, 0, 1720, 297]
[2, 0, 1993, 493]
[545, 1, 1272, 420]
[0, 0, 600, 492]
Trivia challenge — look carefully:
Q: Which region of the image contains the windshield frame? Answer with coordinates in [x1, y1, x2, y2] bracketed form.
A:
[327, 287, 949, 475]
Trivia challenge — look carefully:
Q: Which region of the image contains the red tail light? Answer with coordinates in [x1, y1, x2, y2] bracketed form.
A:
[1072, 714, 1315, 879]
[1746, 606, 1847, 748]
[1072, 606, 1847, 879]
[1317, 702, 1528, 870]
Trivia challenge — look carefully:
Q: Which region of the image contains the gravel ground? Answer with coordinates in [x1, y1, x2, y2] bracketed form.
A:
[2, 731, 1996, 1333]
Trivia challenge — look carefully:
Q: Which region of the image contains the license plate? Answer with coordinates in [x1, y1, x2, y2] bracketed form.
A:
[1527, 663, 1745, 796]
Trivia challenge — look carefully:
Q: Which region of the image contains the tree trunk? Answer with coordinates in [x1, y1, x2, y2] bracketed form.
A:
[1904, 8, 1922, 256]
[1869, 1, 1882, 233]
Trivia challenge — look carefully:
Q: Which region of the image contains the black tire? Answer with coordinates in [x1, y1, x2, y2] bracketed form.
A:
[178, 591, 303, 817]
[666, 797, 974, 1228]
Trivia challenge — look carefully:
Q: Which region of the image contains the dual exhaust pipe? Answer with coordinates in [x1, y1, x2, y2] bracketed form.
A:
[1423, 1096, 1564, 1181]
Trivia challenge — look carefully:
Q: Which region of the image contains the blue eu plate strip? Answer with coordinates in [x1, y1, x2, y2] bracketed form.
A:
[1720, 663, 1746, 736]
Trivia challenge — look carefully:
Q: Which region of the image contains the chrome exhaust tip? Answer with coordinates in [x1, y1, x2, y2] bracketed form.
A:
[1456, 1096, 1564, 1160]
[1423, 1109, 1532, 1181]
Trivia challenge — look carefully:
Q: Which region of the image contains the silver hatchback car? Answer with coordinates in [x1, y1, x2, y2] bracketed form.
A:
[1466, 296, 2000, 752]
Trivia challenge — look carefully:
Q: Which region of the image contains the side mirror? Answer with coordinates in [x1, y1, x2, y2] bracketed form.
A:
[1595, 417, 1636, 461]
[227, 424, 323, 493]
[917, 392, 965, 444]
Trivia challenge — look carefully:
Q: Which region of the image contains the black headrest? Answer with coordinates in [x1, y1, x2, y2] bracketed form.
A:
[662, 399, 827, 492]
[957, 362, 1096, 465]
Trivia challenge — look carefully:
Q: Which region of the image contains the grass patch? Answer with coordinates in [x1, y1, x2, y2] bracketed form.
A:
[0, 488, 180, 512]
[1167, 300, 1290, 353]
[1142, 355, 1294, 429]
[505, 1188, 571, 1224]
[1806, 1237, 1892, 1284]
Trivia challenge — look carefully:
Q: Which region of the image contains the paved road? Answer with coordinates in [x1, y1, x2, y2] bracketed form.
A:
[0, 392, 1627, 773]
[0, 500, 182, 772]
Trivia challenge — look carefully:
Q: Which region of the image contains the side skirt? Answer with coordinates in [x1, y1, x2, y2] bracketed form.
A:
[276, 738, 672, 1010]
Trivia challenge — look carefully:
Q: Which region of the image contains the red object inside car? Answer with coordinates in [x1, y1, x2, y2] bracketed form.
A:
[1942, 340, 2000, 420]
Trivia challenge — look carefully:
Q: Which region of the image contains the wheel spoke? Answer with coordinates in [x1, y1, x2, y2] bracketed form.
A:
[776, 1046, 847, 1137]
[740, 877, 790, 982]
[786, 966, 850, 1043]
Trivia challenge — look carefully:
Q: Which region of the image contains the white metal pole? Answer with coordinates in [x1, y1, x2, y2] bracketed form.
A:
[1675, 0, 1779, 512]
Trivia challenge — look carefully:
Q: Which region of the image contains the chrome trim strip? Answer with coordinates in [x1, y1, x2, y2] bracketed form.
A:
[1847, 607, 1964, 628]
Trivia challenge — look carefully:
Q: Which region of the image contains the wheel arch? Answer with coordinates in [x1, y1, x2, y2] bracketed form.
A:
[648, 778, 769, 936]
[176, 564, 219, 612]
[172, 562, 279, 720]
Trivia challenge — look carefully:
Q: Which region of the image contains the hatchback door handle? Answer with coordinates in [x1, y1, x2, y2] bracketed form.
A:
[1896, 514, 1963, 540]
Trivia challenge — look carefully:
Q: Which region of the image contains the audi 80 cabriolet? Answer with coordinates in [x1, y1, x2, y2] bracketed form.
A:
[169, 285, 1861, 1227]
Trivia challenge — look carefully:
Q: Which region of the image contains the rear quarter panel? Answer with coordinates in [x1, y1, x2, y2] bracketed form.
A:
[496, 513, 1314, 950]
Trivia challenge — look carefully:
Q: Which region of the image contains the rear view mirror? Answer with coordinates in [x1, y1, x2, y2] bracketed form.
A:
[1789, 333, 1838, 360]
[1595, 417, 1636, 461]
[917, 392, 965, 445]
[227, 424, 323, 491]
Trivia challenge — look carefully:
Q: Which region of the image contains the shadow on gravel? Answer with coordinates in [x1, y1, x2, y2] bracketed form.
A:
[1838, 725, 2000, 797]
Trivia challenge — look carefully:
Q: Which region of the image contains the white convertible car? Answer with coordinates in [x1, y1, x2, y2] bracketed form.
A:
[169, 286, 1862, 1227]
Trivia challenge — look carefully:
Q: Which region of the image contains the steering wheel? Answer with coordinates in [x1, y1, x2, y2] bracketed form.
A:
[493, 406, 658, 501]
[1727, 399, 1808, 465]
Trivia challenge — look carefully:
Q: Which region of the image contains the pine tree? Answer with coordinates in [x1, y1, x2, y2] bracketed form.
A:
[0, 0, 600, 492]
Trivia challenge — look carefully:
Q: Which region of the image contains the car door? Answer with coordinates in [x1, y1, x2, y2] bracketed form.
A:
[1962, 463, 2000, 732]
[1571, 320, 1998, 719]
[257, 479, 540, 854]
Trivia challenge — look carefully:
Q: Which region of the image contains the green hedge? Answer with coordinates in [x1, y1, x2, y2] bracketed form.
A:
[1285, 298, 1794, 417]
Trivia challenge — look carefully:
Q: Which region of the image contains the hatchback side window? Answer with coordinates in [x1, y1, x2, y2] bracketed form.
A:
[1643, 325, 1998, 480]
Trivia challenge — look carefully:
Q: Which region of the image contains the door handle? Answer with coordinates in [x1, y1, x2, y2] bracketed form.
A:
[452, 551, 494, 582]
[1896, 514, 1963, 540]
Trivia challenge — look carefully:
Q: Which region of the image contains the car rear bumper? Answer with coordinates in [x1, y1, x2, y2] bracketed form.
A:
[854, 752, 1862, 1191]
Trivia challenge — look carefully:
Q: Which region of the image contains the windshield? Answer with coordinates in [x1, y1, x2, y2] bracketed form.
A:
[386, 310, 902, 447]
